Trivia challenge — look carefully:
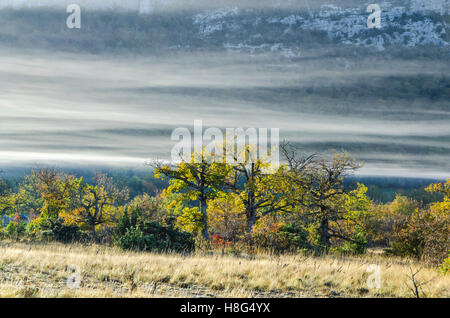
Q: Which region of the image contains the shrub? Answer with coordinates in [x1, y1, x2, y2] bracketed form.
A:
[211, 234, 232, 248]
[334, 231, 368, 255]
[274, 224, 312, 252]
[5, 220, 26, 239]
[367, 197, 418, 247]
[388, 195, 419, 216]
[252, 220, 312, 253]
[439, 250, 450, 274]
[115, 207, 194, 253]
[37, 217, 85, 243]
[1, 213, 27, 239]
[440, 255, 450, 275]
[116, 226, 155, 251]
[207, 194, 246, 242]
[390, 208, 449, 265]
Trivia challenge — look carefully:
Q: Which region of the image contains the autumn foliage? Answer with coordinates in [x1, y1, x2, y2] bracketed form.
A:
[0, 161, 448, 270]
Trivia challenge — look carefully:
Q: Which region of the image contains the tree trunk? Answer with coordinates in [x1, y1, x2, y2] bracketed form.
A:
[246, 208, 256, 232]
[200, 199, 209, 240]
[320, 218, 330, 253]
[246, 189, 257, 232]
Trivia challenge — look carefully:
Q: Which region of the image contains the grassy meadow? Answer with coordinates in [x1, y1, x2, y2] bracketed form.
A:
[0, 242, 448, 298]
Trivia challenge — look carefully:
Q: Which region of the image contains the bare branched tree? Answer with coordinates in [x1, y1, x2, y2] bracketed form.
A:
[280, 142, 362, 251]
[405, 267, 436, 298]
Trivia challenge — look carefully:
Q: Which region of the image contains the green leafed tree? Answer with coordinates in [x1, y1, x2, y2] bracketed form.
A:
[153, 150, 227, 239]
[63, 172, 129, 239]
[222, 144, 292, 232]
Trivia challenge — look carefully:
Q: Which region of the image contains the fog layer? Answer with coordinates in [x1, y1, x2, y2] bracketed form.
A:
[0, 1, 449, 178]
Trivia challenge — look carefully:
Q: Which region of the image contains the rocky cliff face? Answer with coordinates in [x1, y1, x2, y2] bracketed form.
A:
[0, 0, 448, 55]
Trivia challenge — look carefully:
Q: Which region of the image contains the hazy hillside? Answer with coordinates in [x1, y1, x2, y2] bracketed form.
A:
[0, 0, 448, 178]
[1, 0, 449, 53]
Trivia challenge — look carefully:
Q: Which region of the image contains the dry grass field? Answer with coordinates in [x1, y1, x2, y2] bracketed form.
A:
[0, 241, 448, 298]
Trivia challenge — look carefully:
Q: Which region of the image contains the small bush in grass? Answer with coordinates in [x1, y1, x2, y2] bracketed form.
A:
[333, 231, 368, 255]
[440, 254, 450, 275]
[115, 207, 194, 253]
[116, 226, 155, 251]
[37, 217, 85, 243]
[390, 207, 449, 265]
[5, 220, 26, 239]
[3, 213, 26, 240]
[252, 220, 313, 253]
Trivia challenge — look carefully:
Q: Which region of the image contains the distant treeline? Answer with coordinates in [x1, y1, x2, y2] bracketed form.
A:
[0, 166, 444, 204]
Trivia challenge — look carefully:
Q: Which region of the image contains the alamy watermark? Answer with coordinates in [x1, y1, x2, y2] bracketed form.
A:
[66, 264, 81, 289]
[367, 4, 382, 29]
[66, 4, 81, 29]
[366, 264, 381, 290]
[64, 3, 382, 30]
[170, 120, 280, 172]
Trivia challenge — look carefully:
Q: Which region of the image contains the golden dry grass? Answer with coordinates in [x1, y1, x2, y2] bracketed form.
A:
[0, 242, 448, 298]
